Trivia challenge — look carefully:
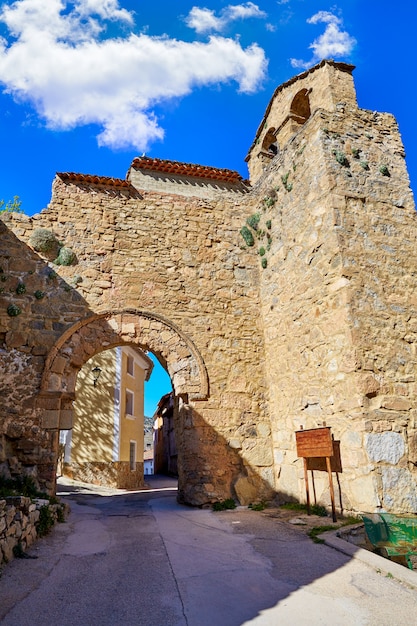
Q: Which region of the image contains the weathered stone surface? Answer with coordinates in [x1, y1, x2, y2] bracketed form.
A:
[365, 432, 405, 465]
[1, 60, 417, 512]
[0, 497, 68, 565]
[381, 467, 417, 511]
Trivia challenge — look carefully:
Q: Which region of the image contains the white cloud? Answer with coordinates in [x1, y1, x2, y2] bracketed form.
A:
[307, 11, 341, 26]
[0, 0, 267, 151]
[185, 3, 266, 34]
[290, 10, 356, 69]
[185, 8, 223, 34]
[74, 0, 134, 24]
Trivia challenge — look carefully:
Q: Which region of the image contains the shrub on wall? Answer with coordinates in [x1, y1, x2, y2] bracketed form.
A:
[54, 247, 76, 266]
[29, 228, 60, 256]
[7, 304, 21, 317]
[240, 226, 255, 247]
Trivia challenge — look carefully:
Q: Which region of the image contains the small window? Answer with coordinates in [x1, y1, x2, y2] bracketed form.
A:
[129, 441, 136, 471]
[125, 390, 134, 417]
[261, 127, 278, 156]
[126, 355, 134, 376]
[290, 89, 311, 124]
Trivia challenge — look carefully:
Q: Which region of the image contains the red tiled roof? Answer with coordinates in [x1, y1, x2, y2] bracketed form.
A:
[131, 156, 243, 184]
[57, 172, 132, 188]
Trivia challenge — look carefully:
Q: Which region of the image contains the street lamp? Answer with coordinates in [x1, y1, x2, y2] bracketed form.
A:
[92, 366, 102, 387]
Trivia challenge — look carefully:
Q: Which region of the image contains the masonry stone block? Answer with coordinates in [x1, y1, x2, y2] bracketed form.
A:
[365, 432, 405, 465]
[41, 411, 60, 429]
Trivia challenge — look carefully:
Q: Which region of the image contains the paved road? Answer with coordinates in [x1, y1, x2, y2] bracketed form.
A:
[0, 476, 416, 625]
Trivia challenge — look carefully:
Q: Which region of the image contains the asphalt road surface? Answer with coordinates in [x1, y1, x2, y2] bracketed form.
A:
[0, 475, 416, 625]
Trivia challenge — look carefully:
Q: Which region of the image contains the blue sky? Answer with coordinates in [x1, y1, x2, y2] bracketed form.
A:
[1, 0, 415, 414]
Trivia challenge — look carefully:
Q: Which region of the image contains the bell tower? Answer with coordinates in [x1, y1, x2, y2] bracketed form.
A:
[250, 59, 417, 513]
[246, 59, 357, 183]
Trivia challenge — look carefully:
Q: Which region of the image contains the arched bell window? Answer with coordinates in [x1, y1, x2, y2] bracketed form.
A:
[261, 127, 278, 156]
[290, 88, 311, 125]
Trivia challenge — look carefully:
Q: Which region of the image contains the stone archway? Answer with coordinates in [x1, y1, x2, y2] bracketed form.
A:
[35, 309, 209, 498]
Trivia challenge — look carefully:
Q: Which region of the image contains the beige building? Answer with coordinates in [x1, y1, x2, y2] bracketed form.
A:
[62, 347, 153, 488]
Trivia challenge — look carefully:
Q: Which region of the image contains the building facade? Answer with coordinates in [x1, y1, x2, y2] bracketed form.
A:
[61, 346, 153, 488]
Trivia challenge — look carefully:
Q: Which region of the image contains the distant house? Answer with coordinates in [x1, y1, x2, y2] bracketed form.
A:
[143, 448, 154, 476]
[153, 392, 178, 476]
[61, 346, 153, 489]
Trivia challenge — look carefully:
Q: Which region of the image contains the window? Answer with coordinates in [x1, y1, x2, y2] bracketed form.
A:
[261, 127, 278, 156]
[290, 89, 311, 125]
[129, 441, 136, 471]
[126, 354, 134, 376]
[125, 389, 134, 417]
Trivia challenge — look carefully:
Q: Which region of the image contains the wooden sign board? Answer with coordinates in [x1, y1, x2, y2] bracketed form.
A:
[295, 427, 333, 458]
[306, 441, 342, 473]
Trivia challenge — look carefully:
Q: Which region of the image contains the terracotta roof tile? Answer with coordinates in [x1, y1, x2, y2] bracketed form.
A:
[131, 156, 244, 184]
[57, 172, 133, 189]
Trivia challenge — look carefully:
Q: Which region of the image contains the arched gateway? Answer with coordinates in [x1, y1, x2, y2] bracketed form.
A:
[2, 60, 417, 513]
[37, 309, 212, 502]
[39, 309, 208, 412]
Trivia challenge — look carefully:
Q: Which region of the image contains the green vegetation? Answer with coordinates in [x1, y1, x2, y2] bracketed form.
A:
[247, 213, 261, 230]
[240, 225, 255, 247]
[30, 228, 60, 255]
[248, 501, 266, 511]
[34, 290, 45, 300]
[308, 525, 337, 543]
[307, 514, 359, 543]
[15, 282, 26, 295]
[0, 475, 45, 499]
[29, 228, 77, 266]
[0, 196, 23, 214]
[212, 498, 237, 511]
[333, 150, 350, 167]
[263, 196, 276, 208]
[379, 164, 390, 177]
[281, 502, 327, 517]
[281, 172, 293, 191]
[7, 304, 21, 317]
[0, 477, 66, 541]
[37, 505, 55, 537]
[54, 246, 76, 266]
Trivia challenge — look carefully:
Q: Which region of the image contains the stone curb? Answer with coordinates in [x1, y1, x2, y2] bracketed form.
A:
[318, 525, 417, 590]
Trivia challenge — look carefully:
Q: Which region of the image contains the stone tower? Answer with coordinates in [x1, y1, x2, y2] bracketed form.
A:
[245, 59, 416, 512]
[1, 60, 416, 514]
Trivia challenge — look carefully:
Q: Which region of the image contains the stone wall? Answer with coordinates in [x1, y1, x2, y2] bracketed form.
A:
[63, 461, 145, 490]
[0, 169, 274, 506]
[0, 496, 67, 565]
[1, 60, 417, 513]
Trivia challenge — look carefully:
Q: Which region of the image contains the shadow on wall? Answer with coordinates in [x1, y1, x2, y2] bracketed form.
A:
[0, 218, 277, 506]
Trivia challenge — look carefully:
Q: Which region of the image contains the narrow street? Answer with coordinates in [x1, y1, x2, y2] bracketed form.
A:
[0, 476, 416, 625]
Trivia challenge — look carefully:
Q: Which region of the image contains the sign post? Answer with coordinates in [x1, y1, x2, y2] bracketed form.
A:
[295, 426, 339, 522]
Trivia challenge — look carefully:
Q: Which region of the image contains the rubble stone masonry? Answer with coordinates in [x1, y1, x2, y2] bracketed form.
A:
[1, 60, 416, 513]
